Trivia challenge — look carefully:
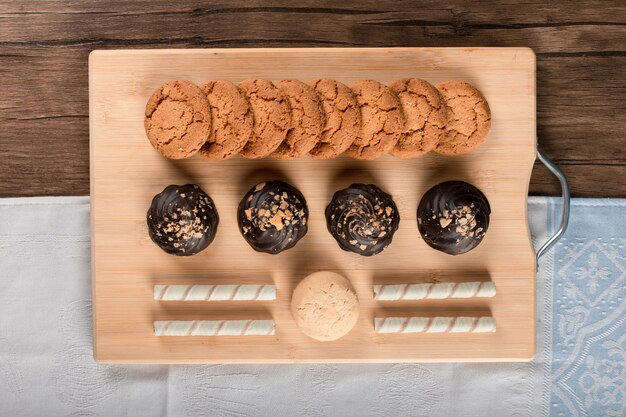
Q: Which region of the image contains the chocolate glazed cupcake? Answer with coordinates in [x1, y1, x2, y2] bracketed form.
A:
[238, 181, 309, 254]
[147, 184, 219, 256]
[417, 181, 490, 255]
[325, 184, 400, 256]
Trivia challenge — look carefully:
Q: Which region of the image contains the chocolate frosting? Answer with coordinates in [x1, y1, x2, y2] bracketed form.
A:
[238, 181, 309, 254]
[147, 184, 219, 256]
[417, 181, 490, 255]
[325, 183, 400, 256]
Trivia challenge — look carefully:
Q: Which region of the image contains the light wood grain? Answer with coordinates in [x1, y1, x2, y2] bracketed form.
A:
[90, 47, 536, 363]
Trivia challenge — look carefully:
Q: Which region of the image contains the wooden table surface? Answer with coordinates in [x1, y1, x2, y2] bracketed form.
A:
[1, 1, 624, 198]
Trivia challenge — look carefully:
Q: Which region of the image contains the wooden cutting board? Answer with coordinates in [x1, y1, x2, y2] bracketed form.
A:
[89, 47, 536, 363]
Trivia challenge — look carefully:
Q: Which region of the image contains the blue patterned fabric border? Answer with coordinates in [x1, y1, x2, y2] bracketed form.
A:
[546, 199, 626, 417]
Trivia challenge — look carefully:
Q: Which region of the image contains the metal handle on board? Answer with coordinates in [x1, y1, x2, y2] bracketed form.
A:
[535, 149, 571, 261]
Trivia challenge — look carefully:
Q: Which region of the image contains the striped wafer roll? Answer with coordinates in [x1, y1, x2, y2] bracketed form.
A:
[153, 284, 276, 301]
[374, 316, 496, 334]
[153, 320, 276, 336]
[373, 281, 495, 301]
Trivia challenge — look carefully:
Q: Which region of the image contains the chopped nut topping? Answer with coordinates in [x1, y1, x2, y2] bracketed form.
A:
[439, 218, 452, 228]
[269, 211, 285, 231]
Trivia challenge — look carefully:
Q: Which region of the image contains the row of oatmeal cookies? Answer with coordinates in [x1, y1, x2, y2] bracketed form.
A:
[144, 78, 491, 160]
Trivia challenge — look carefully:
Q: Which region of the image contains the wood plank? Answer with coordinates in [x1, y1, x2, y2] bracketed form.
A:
[531, 163, 625, 197]
[90, 47, 536, 363]
[1, 0, 625, 24]
[1, 7, 624, 54]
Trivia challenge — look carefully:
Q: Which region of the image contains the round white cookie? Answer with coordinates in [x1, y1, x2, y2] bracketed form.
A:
[291, 271, 359, 341]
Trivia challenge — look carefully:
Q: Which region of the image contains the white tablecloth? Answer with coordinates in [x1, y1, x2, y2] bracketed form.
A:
[0, 196, 624, 417]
